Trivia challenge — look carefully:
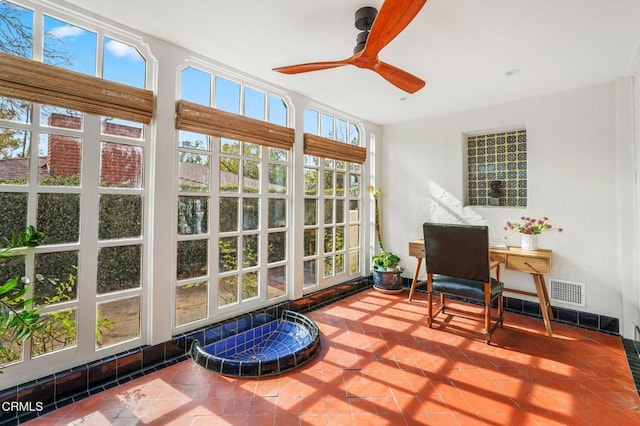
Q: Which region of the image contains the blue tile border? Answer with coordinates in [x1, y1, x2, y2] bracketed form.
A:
[0, 276, 371, 425]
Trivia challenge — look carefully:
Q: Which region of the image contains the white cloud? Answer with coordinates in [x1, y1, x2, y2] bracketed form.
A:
[47, 25, 84, 39]
[105, 40, 141, 61]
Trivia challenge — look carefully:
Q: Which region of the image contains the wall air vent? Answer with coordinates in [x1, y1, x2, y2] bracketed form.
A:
[549, 279, 585, 307]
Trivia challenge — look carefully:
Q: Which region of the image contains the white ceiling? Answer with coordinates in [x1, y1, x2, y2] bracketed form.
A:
[61, 0, 640, 125]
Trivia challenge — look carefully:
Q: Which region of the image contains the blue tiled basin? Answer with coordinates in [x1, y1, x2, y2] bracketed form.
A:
[190, 310, 321, 377]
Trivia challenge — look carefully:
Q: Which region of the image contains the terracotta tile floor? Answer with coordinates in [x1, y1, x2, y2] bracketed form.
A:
[28, 289, 640, 425]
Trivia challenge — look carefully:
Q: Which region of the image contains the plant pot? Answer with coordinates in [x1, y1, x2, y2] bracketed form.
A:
[521, 234, 539, 251]
[372, 267, 404, 294]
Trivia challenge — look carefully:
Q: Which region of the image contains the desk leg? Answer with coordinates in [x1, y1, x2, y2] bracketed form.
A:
[408, 257, 423, 302]
[532, 274, 553, 337]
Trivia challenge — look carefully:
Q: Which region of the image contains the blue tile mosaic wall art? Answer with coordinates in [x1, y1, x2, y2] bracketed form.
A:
[466, 129, 527, 207]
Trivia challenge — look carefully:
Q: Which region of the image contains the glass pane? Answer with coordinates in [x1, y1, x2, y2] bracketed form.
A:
[324, 158, 335, 169]
[219, 275, 238, 306]
[304, 168, 317, 195]
[0, 192, 27, 241]
[304, 109, 318, 134]
[335, 200, 345, 223]
[101, 117, 143, 140]
[100, 142, 143, 188]
[243, 198, 259, 231]
[349, 200, 359, 222]
[103, 37, 145, 88]
[304, 229, 317, 256]
[40, 107, 82, 130]
[350, 174, 360, 197]
[243, 142, 260, 158]
[324, 228, 334, 252]
[335, 160, 346, 170]
[268, 96, 287, 126]
[215, 76, 240, 114]
[179, 151, 210, 192]
[221, 138, 239, 154]
[39, 133, 81, 186]
[336, 226, 345, 251]
[219, 197, 238, 232]
[336, 172, 345, 196]
[324, 170, 334, 196]
[219, 236, 238, 272]
[177, 196, 208, 235]
[349, 225, 360, 249]
[0, 2, 33, 59]
[43, 16, 97, 75]
[31, 308, 77, 357]
[324, 256, 333, 277]
[99, 194, 142, 239]
[244, 87, 265, 120]
[324, 199, 333, 224]
[350, 163, 361, 173]
[268, 163, 287, 194]
[242, 272, 258, 300]
[179, 130, 210, 151]
[268, 198, 286, 228]
[177, 239, 208, 279]
[336, 254, 345, 274]
[0, 127, 30, 184]
[181, 67, 211, 106]
[97, 296, 140, 347]
[97, 245, 141, 294]
[220, 157, 239, 192]
[0, 97, 31, 123]
[304, 155, 318, 167]
[304, 259, 317, 287]
[349, 250, 360, 274]
[349, 123, 360, 145]
[336, 119, 347, 142]
[242, 234, 258, 267]
[304, 199, 317, 226]
[267, 266, 286, 299]
[34, 250, 78, 306]
[37, 193, 80, 244]
[175, 281, 207, 326]
[269, 147, 287, 162]
[321, 113, 333, 138]
[243, 160, 259, 193]
[0, 254, 24, 287]
[268, 232, 286, 263]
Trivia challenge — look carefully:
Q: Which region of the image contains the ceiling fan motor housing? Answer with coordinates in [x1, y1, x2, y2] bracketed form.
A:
[353, 6, 378, 53]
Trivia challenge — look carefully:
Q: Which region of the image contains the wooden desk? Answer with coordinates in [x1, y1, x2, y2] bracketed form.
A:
[408, 239, 554, 336]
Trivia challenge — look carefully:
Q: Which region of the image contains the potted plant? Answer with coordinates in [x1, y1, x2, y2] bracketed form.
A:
[369, 186, 404, 293]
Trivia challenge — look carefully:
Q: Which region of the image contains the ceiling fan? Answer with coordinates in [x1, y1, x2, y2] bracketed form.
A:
[273, 0, 427, 94]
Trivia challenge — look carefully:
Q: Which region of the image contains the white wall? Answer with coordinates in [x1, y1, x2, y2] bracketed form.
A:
[380, 81, 638, 337]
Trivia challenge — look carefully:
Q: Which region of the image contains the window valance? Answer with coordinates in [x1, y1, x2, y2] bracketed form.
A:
[176, 100, 294, 150]
[0, 52, 154, 124]
[303, 133, 367, 164]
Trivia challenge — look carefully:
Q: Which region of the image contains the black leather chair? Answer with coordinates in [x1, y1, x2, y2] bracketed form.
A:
[422, 222, 504, 343]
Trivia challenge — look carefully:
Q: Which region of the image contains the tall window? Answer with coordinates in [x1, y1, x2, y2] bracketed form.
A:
[303, 109, 362, 290]
[176, 67, 290, 328]
[0, 0, 150, 370]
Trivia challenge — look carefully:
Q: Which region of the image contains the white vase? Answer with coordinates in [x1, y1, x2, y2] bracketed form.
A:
[521, 234, 539, 251]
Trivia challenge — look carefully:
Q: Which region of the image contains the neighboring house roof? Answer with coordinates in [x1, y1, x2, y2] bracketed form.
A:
[0, 157, 49, 181]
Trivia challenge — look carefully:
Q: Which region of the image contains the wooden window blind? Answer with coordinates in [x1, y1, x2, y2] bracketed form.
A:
[303, 133, 367, 164]
[175, 100, 294, 150]
[0, 52, 154, 124]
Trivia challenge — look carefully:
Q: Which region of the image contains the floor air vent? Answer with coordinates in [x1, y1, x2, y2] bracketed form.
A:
[549, 279, 585, 306]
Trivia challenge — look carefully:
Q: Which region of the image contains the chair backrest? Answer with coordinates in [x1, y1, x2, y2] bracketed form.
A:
[423, 222, 490, 282]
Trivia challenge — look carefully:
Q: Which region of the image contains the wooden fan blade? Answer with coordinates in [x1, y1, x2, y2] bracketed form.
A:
[372, 61, 425, 93]
[273, 56, 355, 74]
[362, 0, 428, 57]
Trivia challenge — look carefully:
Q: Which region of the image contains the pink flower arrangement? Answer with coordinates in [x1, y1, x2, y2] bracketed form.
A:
[504, 216, 563, 236]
